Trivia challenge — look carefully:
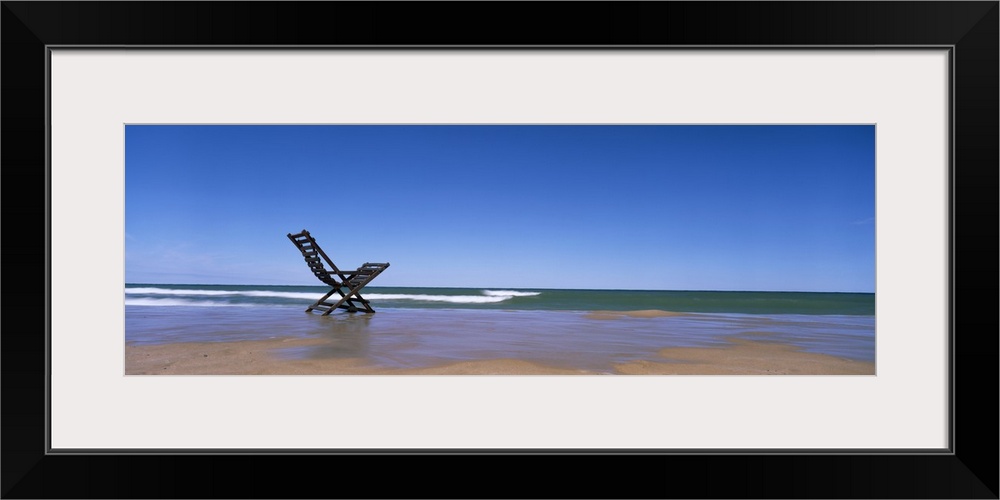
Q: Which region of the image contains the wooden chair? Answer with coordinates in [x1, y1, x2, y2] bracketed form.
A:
[287, 229, 389, 314]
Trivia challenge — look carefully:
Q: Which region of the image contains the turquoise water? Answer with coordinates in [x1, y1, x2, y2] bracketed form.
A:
[125, 285, 875, 369]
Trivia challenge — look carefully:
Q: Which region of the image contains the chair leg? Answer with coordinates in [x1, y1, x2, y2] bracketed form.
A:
[306, 289, 338, 314]
[353, 292, 375, 313]
[322, 288, 351, 316]
[324, 286, 375, 314]
[307, 269, 387, 315]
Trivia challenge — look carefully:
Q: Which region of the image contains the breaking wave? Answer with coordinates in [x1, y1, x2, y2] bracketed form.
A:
[125, 287, 541, 306]
[366, 290, 540, 304]
[124, 297, 251, 307]
[126, 287, 324, 300]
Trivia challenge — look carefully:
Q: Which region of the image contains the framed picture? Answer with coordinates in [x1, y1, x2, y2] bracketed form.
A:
[4, 2, 996, 498]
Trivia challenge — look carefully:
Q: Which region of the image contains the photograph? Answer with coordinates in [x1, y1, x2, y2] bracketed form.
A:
[124, 124, 876, 376]
[3, 0, 995, 497]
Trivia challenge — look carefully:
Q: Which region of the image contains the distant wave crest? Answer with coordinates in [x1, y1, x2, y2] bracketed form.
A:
[126, 287, 323, 300]
[125, 287, 541, 305]
[365, 290, 540, 304]
[124, 297, 251, 307]
[482, 290, 541, 297]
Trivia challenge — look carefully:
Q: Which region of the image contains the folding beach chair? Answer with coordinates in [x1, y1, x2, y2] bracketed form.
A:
[287, 230, 389, 315]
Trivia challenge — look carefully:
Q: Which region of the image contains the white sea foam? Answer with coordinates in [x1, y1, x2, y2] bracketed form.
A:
[125, 287, 541, 304]
[124, 297, 248, 307]
[126, 287, 241, 296]
[362, 290, 540, 304]
[482, 290, 541, 297]
[125, 288, 321, 300]
[364, 293, 507, 304]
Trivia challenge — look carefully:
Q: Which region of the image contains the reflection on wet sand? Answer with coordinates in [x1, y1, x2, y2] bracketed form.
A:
[125, 306, 875, 375]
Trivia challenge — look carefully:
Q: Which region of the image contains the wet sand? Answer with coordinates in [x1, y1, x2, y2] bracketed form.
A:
[125, 336, 874, 375]
[583, 309, 689, 320]
[613, 338, 875, 375]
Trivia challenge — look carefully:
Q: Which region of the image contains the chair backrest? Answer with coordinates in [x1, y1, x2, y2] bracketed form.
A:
[287, 230, 343, 287]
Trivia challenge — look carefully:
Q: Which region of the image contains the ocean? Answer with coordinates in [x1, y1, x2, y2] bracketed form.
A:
[125, 285, 876, 370]
[125, 284, 874, 314]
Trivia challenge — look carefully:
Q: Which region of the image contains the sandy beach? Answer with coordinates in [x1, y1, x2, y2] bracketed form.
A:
[613, 338, 875, 375]
[125, 335, 874, 375]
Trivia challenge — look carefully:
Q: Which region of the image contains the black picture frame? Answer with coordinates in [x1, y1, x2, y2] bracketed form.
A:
[3, 2, 996, 498]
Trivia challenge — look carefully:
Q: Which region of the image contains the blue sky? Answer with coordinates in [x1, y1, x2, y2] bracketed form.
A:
[125, 125, 875, 292]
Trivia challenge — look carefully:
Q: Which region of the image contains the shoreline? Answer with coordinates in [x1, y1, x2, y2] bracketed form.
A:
[125, 335, 875, 376]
